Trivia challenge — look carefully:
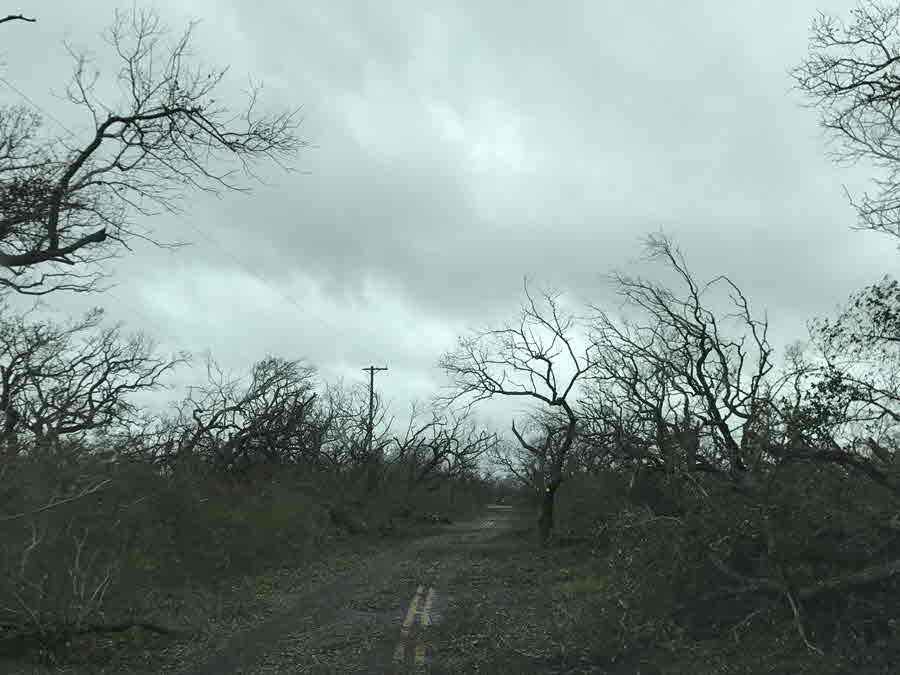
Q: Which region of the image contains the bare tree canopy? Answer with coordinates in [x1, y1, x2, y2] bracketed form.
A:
[588, 233, 774, 485]
[157, 354, 319, 471]
[792, 1, 900, 243]
[438, 280, 593, 414]
[0, 301, 187, 455]
[437, 280, 592, 470]
[390, 402, 498, 490]
[0, 8, 306, 295]
[438, 280, 595, 543]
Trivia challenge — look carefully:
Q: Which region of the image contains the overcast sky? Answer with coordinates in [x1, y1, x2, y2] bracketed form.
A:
[1, 1, 896, 434]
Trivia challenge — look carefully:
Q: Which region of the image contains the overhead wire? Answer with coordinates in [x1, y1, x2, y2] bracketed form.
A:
[0, 76, 79, 138]
[0, 72, 349, 360]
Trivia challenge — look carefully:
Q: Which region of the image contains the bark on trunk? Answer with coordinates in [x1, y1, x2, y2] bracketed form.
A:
[538, 486, 556, 547]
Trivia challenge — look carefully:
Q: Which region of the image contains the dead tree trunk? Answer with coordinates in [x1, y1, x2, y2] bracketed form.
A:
[538, 483, 558, 546]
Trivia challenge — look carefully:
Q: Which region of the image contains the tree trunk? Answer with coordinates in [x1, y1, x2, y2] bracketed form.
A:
[538, 486, 556, 547]
[1, 401, 20, 458]
[365, 451, 383, 495]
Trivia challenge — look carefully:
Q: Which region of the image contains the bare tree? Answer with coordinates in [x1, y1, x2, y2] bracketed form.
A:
[587, 234, 774, 495]
[792, 1, 900, 243]
[302, 378, 393, 477]
[390, 402, 498, 503]
[163, 354, 318, 475]
[788, 0, 900, 491]
[0, 7, 305, 295]
[509, 409, 588, 534]
[789, 0, 900, 492]
[438, 280, 596, 544]
[487, 410, 586, 495]
[576, 389, 652, 477]
[488, 437, 543, 492]
[0, 302, 186, 457]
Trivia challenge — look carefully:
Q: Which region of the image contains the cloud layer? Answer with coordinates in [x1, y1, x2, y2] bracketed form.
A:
[1, 1, 894, 430]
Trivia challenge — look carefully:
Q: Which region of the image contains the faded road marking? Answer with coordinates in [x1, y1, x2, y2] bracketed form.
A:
[420, 585, 435, 626]
[393, 585, 436, 666]
[401, 585, 425, 634]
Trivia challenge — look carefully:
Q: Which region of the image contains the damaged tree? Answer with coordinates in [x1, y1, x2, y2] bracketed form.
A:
[160, 354, 319, 476]
[587, 233, 775, 496]
[0, 302, 185, 458]
[0, 7, 304, 295]
[390, 402, 499, 509]
[438, 280, 596, 545]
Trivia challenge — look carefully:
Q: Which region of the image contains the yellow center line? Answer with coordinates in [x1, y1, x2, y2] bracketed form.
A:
[420, 587, 435, 627]
[401, 584, 425, 635]
[393, 585, 436, 665]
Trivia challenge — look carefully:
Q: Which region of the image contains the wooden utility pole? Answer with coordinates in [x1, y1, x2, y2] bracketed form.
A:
[362, 365, 388, 455]
[362, 365, 388, 493]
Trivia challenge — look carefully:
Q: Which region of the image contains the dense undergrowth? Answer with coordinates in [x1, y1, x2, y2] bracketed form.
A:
[425, 470, 900, 674]
[4, 442, 900, 673]
[543, 466, 900, 673]
[0, 447, 492, 667]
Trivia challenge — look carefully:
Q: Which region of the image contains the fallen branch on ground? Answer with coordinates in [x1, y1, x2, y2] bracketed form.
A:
[76, 620, 194, 636]
[0, 479, 112, 522]
[678, 553, 900, 612]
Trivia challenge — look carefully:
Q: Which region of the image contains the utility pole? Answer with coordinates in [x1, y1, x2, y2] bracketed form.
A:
[362, 365, 388, 493]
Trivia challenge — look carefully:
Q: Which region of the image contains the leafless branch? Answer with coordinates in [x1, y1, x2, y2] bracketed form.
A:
[792, 1, 900, 242]
[587, 234, 774, 485]
[0, 14, 35, 25]
[0, 478, 110, 522]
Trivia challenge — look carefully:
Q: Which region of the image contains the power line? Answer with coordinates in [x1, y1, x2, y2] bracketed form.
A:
[179, 219, 324, 319]
[1, 73, 345, 346]
[0, 76, 78, 138]
[103, 288, 193, 348]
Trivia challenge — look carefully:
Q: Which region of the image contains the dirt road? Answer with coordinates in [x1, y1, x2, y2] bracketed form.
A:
[178, 504, 529, 675]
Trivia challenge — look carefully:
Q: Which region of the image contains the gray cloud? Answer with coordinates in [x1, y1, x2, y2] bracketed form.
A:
[1, 0, 895, 430]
